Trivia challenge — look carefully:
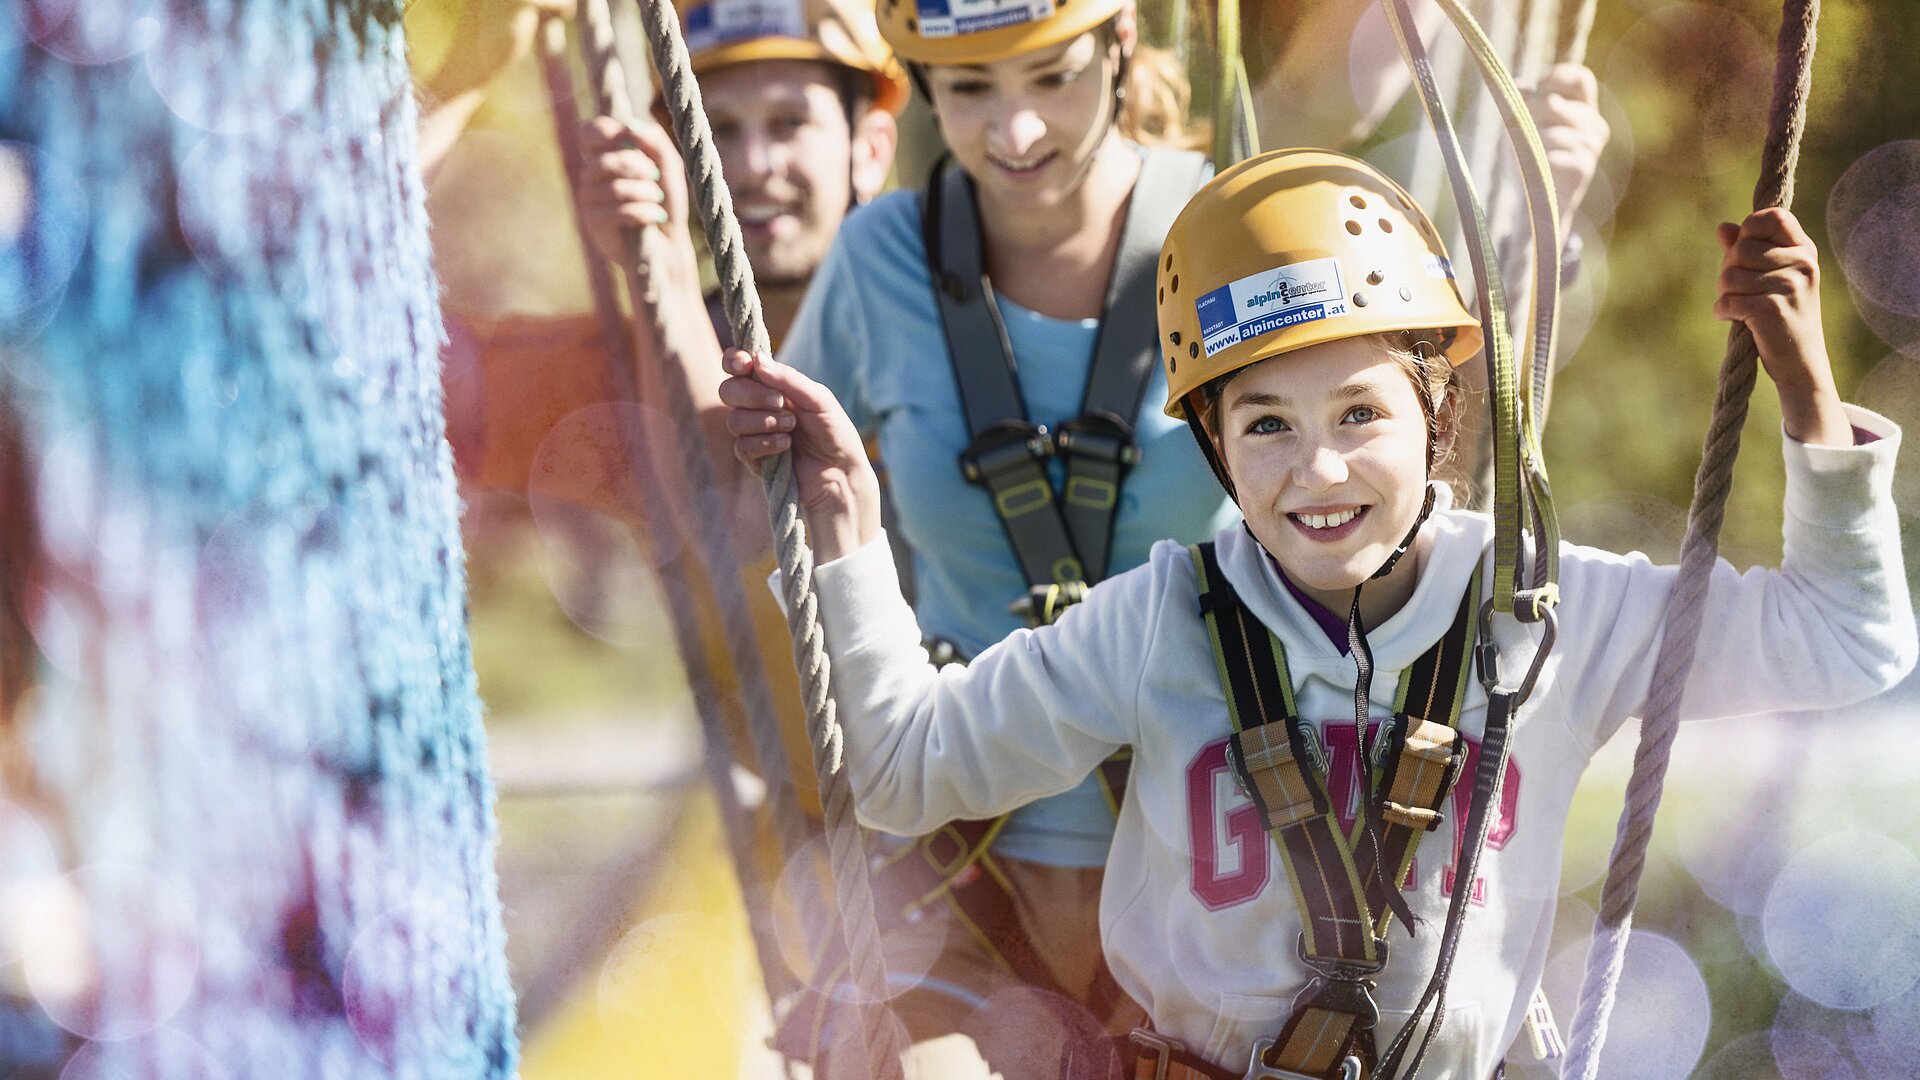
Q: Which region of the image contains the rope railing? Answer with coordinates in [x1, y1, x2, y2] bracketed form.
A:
[1561, 2, 1819, 1074]
[534, 14, 802, 1041]
[619, 0, 911, 1074]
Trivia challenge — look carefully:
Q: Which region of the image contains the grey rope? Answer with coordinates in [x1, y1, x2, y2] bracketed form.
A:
[539, 15, 802, 1046]
[1561, 2, 1818, 1075]
[623, 0, 911, 1075]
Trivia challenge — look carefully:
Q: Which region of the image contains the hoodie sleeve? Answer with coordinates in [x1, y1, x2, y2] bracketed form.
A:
[803, 533, 1167, 836]
[1557, 405, 1916, 751]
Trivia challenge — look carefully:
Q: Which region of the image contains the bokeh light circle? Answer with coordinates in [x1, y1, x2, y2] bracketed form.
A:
[0, 799, 62, 968]
[143, 9, 310, 135]
[1603, 3, 1772, 179]
[60, 1027, 227, 1079]
[23, 0, 162, 66]
[1763, 831, 1920, 1010]
[1827, 141, 1920, 320]
[1543, 930, 1709, 1079]
[597, 911, 752, 1040]
[771, 832, 950, 1004]
[0, 140, 89, 335]
[342, 889, 479, 1067]
[25, 862, 201, 1041]
[1853, 354, 1920, 516]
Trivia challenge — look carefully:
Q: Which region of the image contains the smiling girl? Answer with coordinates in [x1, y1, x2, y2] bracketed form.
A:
[720, 148, 1915, 1078]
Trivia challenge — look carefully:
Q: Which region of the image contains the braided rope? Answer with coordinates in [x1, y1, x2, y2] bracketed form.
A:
[1561, 3, 1818, 1075]
[623, 0, 909, 1074]
[536, 17, 803, 1040]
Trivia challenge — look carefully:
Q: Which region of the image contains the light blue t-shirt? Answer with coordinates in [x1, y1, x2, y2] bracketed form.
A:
[781, 189, 1241, 866]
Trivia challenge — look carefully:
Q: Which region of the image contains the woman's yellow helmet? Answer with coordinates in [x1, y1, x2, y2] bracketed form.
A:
[875, 0, 1128, 66]
[675, 0, 910, 114]
[1157, 148, 1483, 420]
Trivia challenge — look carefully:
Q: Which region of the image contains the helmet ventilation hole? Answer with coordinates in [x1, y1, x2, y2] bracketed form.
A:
[1366, 271, 1384, 285]
[1169, 331, 1182, 346]
[1169, 354, 1178, 372]
[1378, 218, 1394, 233]
[1188, 342, 1200, 360]
[1353, 292, 1369, 307]
[1170, 274, 1179, 294]
[1345, 221, 1362, 236]
[1165, 253, 1173, 271]
[1158, 286, 1164, 303]
[906, 16, 917, 31]
[1399, 286, 1414, 302]
[1349, 195, 1367, 209]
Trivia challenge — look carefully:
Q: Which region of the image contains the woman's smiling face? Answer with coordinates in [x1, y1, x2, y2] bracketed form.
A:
[921, 28, 1122, 211]
[1211, 335, 1446, 612]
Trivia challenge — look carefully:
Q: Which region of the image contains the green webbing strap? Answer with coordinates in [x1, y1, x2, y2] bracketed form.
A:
[1211, 0, 1259, 168]
[1380, 0, 1562, 621]
[1427, 0, 1566, 610]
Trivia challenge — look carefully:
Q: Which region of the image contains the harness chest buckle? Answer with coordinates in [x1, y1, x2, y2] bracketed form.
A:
[958, 419, 1053, 485]
[1293, 934, 1386, 1031]
[1243, 1037, 1363, 1080]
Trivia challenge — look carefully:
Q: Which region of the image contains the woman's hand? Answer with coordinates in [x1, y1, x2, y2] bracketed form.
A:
[1526, 64, 1611, 235]
[721, 349, 883, 563]
[1714, 207, 1851, 446]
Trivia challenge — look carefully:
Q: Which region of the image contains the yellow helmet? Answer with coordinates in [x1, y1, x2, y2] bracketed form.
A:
[1157, 148, 1483, 419]
[676, 0, 911, 115]
[875, 0, 1128, 66]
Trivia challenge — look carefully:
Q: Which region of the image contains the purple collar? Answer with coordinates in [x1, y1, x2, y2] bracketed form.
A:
[1268, 550, 1353, 655]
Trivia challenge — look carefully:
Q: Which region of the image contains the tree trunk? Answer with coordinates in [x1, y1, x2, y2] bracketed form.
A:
[0, 2, 517, 1075]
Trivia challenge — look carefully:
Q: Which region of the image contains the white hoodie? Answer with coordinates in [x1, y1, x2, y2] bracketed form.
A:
[808, 407, 1915, 1076]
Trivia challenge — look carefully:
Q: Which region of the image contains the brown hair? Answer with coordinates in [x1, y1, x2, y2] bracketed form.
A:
[1118, 42, 1205, 150]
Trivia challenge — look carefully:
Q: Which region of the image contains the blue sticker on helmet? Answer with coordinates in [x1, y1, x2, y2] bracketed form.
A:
[684, 0, 807, 54]
[914, 0, 1056, 38]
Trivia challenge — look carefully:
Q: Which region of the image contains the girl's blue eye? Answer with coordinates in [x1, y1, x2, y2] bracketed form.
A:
[1248, 416, 1287, 435]
[1344, 405, 1379, 424]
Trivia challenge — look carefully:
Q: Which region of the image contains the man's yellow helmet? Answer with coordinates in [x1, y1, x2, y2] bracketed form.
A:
[875, 0, 1128, 66]
[676, 0, 910, 114]
[1157, 148, 1483, 420]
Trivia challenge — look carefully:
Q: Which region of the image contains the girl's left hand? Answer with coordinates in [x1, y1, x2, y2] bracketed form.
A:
[1713, 207, 1850, 446]
[720, 349, 883, 563]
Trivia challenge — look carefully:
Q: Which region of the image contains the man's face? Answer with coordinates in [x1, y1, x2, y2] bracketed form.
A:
[702, 59, 857, 286]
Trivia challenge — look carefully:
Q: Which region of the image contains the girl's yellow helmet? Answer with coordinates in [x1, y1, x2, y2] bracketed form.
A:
[676, 0, 910, 114]
[875, 0, 1128, 66]
[1157, 148, 1483, 419]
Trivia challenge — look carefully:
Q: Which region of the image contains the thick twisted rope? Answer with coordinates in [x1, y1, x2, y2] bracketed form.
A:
[1561, 2, 1818, 1074]
[624, 0, 910, 1075]
[537, 16, 802, 1040]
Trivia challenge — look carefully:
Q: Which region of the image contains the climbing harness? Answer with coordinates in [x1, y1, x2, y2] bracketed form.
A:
[1562, 2, 1821, 1075]
[629, 0, 912, 1075]
[1188, 542, 1483, 1080]
[925, 146, 1211, 604]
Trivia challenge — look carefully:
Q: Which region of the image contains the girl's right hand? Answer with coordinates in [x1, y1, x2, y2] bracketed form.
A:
[721, 349, 882, 564]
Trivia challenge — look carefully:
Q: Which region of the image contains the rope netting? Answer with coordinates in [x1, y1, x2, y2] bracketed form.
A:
[1561, 1, 1819, 1074]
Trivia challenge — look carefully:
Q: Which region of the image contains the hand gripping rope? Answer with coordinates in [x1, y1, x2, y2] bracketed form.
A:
[1561, 2, 1820, 1075]
[614, 0, 914, 1075]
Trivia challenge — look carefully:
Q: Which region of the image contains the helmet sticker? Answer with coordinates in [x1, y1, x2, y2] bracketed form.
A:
[1194, 258, 1350, 358]
[914, 0, 1056, 39]
[685, 0, 808, 53]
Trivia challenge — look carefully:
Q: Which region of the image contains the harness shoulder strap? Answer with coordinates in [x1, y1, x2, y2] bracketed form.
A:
[1062, 148, 1212, 581]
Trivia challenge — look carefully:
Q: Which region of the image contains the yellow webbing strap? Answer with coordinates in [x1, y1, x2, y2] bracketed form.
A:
[1381, 0, 1564, 620]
